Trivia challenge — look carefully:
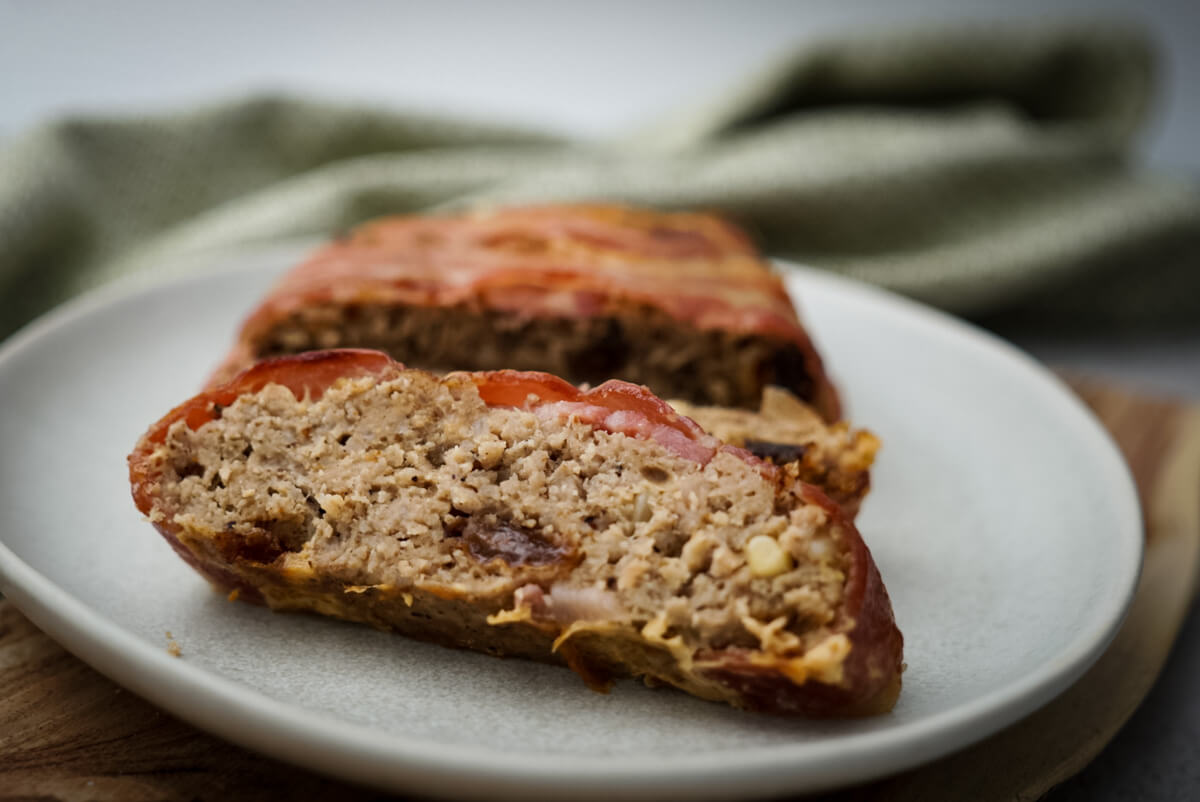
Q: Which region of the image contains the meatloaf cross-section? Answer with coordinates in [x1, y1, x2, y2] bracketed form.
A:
[130, 349, 901, 716]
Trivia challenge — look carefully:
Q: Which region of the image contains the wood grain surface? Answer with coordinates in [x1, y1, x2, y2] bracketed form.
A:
[1, 378, 1197, 802]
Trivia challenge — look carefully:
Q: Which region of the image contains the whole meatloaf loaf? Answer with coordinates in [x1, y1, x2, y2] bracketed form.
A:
[210, 204, 841, 419]
[130, 349, 902, 716]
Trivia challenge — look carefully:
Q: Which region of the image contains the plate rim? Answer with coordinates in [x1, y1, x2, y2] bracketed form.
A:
[0, 249, 1144, 799]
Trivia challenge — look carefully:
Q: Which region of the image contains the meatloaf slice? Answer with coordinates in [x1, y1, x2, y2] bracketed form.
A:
[130, 349, 900, 716]
[209, 204, 840, 419]
[672, 388, 880, 520]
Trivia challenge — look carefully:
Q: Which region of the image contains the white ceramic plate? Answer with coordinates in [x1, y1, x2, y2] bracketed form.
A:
[0, 244, 1142, 800]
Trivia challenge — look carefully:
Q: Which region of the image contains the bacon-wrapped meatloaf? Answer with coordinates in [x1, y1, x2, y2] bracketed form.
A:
[130, 350, 901, 716]
[211, 204, 840, 419]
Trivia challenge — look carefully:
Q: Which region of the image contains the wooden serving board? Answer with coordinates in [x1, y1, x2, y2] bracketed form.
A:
[2, 377, 1198, 802]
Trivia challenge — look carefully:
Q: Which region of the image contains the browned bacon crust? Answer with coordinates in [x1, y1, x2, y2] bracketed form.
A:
[210, 205, 840, 419]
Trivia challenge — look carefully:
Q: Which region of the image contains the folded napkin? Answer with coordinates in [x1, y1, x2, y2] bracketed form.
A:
[2, 20, 1197, 340]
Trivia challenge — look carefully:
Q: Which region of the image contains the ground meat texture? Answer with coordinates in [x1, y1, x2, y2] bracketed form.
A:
[671, 388, 880, 519]
[130, 356, 901, 716]
[252, 303, 813, 410]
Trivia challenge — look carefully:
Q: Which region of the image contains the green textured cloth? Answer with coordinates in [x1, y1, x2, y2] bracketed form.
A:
[2, 21, 1198, 340]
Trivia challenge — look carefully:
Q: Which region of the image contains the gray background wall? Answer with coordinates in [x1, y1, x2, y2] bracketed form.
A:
[2, 0, 1197, 172]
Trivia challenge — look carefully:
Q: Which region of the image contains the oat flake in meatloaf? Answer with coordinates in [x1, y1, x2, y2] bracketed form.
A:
[209, 203, 841, 419]
[130, 349, 901, 716]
